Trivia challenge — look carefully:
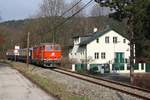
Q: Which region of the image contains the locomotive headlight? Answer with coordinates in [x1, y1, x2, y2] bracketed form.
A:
[51, 52, 55, 56]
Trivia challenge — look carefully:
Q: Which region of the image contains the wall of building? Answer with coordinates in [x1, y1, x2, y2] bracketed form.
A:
[87, 30, 130, 64]
[69, 45, 86, 63]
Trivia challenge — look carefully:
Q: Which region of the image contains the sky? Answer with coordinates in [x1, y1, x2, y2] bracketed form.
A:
[0, 0, 42, 21]
[0, 0, 100, 22]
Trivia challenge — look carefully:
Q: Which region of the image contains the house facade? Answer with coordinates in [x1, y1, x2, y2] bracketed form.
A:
[69, 29, 130, 65]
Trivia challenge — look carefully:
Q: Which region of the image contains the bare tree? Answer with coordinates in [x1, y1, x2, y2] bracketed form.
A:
[39, 0, 65, 17]
[66, 0, 86, 17]
[90, 4, 111, 17]
[36, 0, 66, 43]
[91, 4, 101, 16]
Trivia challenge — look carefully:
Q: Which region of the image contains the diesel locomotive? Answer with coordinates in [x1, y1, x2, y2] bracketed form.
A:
[6, 43, 62, 67]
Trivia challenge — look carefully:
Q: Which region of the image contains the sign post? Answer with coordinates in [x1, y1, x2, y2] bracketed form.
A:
[27, 32, 30, 67]
[14, 46, 20, 61]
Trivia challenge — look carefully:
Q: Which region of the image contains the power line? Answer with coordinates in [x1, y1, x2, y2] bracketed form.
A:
[52, 0, 83, 27]
[53, 0, 93, 31]
[52, 0, 83, 44]
[51, 0, 93, 44]
[61, 0, 83, 17]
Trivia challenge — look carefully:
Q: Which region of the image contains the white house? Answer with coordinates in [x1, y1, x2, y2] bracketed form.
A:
[69, 28, 130, 64]
[69, 28, 147, 73]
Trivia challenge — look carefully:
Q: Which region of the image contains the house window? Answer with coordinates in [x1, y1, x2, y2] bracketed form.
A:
[123, 39, 126, 43]
[105, 36, 109, 43]
[113, 37, 117, 43]
[96, 38, 99, 43]
[94, 52, 99, 59]
[101, 52, 106, 59]
[74, 38, 79, 42]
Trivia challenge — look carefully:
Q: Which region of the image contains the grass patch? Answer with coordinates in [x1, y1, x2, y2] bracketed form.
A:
[5, 61, 89, 100]
[68, 96, 89, 100]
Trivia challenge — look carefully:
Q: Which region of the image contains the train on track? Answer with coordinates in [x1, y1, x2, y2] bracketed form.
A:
[6, 43, 62, 67]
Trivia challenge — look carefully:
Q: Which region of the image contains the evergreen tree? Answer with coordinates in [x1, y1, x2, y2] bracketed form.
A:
[95, 0, 150, 82]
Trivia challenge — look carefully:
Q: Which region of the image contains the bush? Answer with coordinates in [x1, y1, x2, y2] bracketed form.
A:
[89, 67, 98, 74]
[60, 57, 72, 69]
[133, 73, 150, 90]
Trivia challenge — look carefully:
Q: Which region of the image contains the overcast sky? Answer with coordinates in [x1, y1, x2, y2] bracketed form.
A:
[0, 0, 96, 22]
[0, 0, 42, 21]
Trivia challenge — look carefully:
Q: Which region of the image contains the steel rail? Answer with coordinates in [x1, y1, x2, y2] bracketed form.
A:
[58, 67, 150, 93]
[53, 67, 150, 100]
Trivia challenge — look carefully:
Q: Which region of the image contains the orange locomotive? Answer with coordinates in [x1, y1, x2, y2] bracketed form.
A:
[32, 43, 62, 67]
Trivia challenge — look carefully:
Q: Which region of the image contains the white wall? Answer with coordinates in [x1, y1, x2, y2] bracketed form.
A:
[69, 46, 86, 63]
[87, 30, 130, 64]
[69, 36, 90, 63]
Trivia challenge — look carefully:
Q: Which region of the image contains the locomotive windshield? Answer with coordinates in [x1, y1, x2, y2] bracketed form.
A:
[54, 45, 61, 50]
[45, 45, 52, 51]
[45, 45, 61, 51]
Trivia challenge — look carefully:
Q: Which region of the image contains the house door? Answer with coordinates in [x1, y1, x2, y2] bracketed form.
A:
[115, 52, 124, 63]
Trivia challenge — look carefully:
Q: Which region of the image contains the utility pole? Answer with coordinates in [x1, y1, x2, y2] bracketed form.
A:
[128, 16, 134, 84]
[53, 29, 55, 44]
[27, 32, 30, 67]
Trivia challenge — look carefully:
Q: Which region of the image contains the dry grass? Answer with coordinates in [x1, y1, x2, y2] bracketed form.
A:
[6, 61, 88, 100]
[133, 73, 150, 90]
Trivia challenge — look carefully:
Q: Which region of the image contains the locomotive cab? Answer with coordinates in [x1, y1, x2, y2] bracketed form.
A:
[43, 44, 62, 67]
[32, 43, 62, 67]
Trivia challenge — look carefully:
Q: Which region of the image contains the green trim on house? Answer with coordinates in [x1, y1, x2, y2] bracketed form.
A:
[113, 63, 124, 70]
[133, 64, 139, 70]
[146, 64, 150, 72]
[75, 64, 87, 71]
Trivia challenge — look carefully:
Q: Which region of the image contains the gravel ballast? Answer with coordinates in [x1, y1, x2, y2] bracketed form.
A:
[10, 62, 143, 100]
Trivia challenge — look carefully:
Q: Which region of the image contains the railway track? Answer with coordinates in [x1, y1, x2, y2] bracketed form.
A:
[53, 68, 150, 100]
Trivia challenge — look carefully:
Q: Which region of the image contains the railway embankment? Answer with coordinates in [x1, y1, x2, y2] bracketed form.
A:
[4, 61, 144, 100]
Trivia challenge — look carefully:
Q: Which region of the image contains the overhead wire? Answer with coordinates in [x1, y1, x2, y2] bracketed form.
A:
[51, 0, 83, 43]
[60, 0, 83, 17]
[53, 0, 93, 31]
[51, 0, 93, 44]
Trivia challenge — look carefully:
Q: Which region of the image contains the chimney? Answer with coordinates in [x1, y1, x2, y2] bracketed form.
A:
[93, 28, 98, 32]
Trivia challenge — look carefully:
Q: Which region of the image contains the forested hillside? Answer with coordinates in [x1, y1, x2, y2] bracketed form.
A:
[0, 0, 149, 63]
[0, 16, 126, 56]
